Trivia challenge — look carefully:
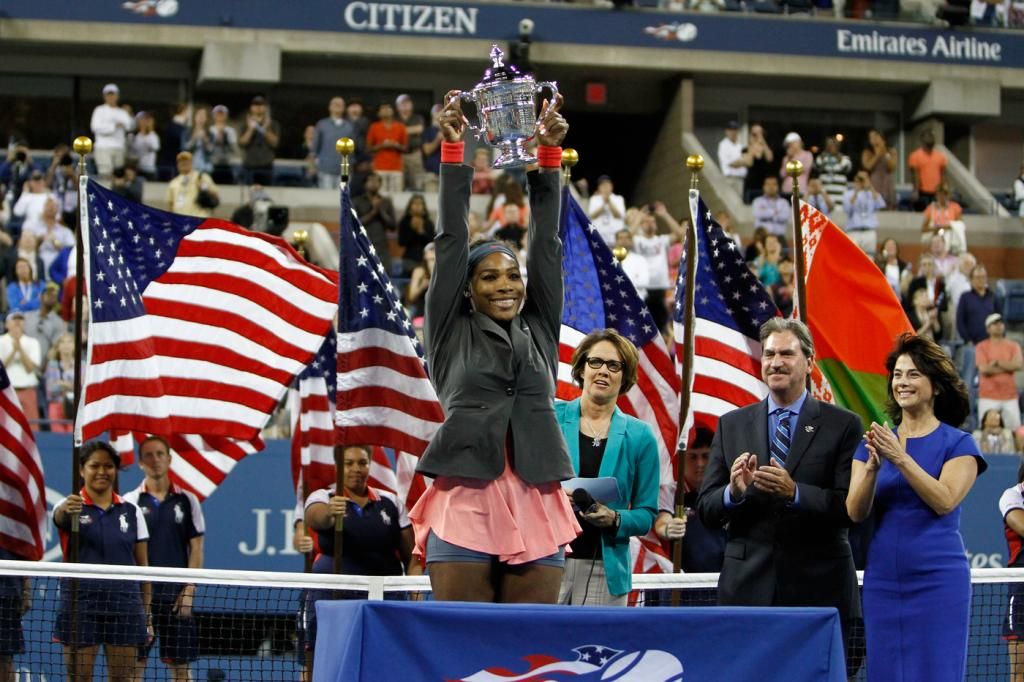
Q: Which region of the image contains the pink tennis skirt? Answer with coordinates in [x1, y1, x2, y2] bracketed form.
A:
[410, 452, 581, 566]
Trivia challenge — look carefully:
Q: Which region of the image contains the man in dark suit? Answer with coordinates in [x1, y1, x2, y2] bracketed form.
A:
[697, 318, 862, 669]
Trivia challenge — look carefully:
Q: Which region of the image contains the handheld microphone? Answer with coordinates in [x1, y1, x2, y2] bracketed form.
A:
[572, 488, 596, 514]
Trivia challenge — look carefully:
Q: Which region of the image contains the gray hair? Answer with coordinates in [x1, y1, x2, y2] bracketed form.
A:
[759, 318, 814, 359]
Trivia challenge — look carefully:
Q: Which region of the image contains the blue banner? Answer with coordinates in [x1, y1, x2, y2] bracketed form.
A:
[5, 0, 1023, 69]
[314, 601, 845, 681]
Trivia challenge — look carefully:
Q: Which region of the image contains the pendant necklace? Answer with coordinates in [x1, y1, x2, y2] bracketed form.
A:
[583, 416, 608, 448]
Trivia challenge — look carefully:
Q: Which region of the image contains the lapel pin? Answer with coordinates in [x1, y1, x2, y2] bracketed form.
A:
[805, 425, 815, 433]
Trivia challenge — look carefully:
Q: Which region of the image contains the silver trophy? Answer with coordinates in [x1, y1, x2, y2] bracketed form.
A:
[459, 45, 559, 169]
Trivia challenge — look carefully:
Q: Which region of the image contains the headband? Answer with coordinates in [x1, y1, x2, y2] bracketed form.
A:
[468, 242, 519, 274]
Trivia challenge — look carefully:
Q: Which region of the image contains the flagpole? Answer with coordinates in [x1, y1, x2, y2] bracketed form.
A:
[70, 136, 91, 556]
[70, 134, 91, 681]
[291, 230, 316, 579]
[787, 160, 808, 322]
[670, 154, 703, 604]
[333, 137, 355, 580]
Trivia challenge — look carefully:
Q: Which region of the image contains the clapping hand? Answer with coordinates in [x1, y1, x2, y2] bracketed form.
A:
[867, 422, 905, 465]
[729, 453, 757, 498]
[752, 458, 797, 501]
[536, 94, 567, 148]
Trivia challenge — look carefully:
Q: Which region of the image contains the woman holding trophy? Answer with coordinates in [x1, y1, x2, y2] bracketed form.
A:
[409, 84, 580, 604]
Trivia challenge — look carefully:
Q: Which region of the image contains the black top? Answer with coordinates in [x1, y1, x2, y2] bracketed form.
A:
[569, 431, 607, 561]
[743, 149, 775, 194]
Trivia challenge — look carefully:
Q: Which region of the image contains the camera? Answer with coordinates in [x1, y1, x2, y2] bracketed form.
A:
[14, 151, 27, 163]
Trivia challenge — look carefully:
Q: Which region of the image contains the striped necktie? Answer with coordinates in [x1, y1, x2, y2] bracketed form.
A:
[771, 409, 792, 465]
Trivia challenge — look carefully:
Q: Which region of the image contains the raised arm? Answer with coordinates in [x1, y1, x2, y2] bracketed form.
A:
[523, 96, 568, 341]
[423, 93, 472, 358]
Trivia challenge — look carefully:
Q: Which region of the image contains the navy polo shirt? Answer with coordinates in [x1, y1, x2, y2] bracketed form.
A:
[56, 490, 148, 565]
[55, 491, 148, 607]
[124, 483, 204, 602]
[306, 486, 409, 576]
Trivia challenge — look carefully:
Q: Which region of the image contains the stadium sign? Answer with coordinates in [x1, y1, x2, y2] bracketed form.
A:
[343, 1, 478, 35]
[836, 28, 1004, 63]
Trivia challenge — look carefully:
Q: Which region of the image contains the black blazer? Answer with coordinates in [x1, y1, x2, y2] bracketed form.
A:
[416, 164, 574, 484]
[697, 396, 863, 622]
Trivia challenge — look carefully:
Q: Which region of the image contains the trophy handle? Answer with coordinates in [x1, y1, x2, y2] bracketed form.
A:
[458, 91, 486, 142]
[535, 81, 559, 112]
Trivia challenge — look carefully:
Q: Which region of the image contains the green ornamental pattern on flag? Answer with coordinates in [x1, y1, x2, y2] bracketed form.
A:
[800, 202, 914, 429]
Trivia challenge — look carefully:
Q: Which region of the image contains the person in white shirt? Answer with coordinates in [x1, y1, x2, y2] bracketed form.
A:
[613, 229, 650, 300]
[90, 83, 135, 178]
[717, 121, 746, 199]
[12, 171, 55, 237]
[944, 252, 977, 342]
[32, 199, 75, 280]
[129, 111, 161, 180]
[0, 312, 41, 422]
[587, 175, 626, 247]
[637, 203, 687, 332]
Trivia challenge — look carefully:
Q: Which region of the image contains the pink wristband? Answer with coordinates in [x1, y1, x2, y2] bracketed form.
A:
[537, 145, 563, 168]
[441, 141, 465, 165]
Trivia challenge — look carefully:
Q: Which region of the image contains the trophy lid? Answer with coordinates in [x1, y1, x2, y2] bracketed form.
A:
[478, 45, 528, 85]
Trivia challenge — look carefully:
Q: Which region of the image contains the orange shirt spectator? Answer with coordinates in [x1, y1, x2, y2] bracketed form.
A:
[366, 119, 407, 172]
[923, 198, 962, 228]
[977, 334, 1023, 401]
[907, 145, 947, 194]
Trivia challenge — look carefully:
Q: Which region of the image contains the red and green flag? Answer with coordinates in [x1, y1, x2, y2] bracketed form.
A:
[800, 203, 913, 428]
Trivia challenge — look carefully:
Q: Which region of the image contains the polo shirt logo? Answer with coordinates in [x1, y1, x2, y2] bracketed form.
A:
[380, 509, 391, 526]
[79, 515, 92, 525]
[119, 513, 129, 533]
[174, 503, 184, 524]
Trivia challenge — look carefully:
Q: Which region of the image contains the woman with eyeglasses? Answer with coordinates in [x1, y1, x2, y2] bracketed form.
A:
[554, 329, 659, 606]
[408, 92, 579, 604]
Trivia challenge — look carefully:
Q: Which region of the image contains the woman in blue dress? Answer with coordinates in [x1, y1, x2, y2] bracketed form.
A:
[847, 333, 986, 681]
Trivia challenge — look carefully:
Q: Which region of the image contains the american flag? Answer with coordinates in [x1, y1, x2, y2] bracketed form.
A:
[78, 180, 336, 496]
[457, 644, 683, 681]
[556, 187, 680, 575]
[335, 185, 443, 509]
[288, 329, 401, 502]
[291, 330, 338, 498]
[674, 194, 777, 455]
[0, 362, 45, 561]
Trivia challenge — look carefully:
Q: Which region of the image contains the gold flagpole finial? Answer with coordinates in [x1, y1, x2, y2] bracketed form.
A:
[292, 229, 309, 260]
[336, 137, 355, 181]
[686, 154, 704, 191]
[785, 159, 804, 184]
[73, 137, 93, 175]
[561, 148, 579, 186]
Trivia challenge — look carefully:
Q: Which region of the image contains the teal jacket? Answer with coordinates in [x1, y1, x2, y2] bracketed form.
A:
[555, 398, 660, 597]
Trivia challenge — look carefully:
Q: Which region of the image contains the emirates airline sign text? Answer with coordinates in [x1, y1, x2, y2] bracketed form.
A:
[837, 29, 1003, 63]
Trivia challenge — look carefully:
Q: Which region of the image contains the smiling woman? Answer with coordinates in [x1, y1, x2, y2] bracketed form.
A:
[51, 440, 151, 682]
[555, 329, 658, 606]
[408, 91, 580, 605]
[847, 333, 987, 682]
